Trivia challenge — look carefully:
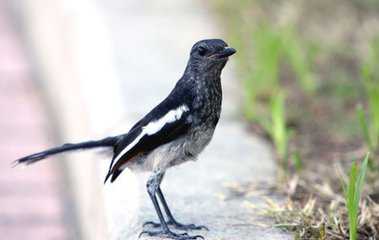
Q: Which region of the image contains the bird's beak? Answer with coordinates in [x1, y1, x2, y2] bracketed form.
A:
[216, 47, 236, 59]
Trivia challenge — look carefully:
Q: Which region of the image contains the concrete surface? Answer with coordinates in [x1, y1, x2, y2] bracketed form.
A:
[95, 1, 293, 239]
[15, 0, 293, 239]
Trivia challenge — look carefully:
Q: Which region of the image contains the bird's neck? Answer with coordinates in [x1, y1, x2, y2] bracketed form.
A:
[184, 62, 224, 78]
[182, 70, 221, 92]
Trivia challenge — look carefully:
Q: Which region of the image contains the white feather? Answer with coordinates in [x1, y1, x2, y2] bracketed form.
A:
[113, 105, 189, 165]
[143, 105, 189, 135]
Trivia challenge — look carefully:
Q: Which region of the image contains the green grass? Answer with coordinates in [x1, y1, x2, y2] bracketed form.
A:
[360, 36, 379, 151]
[291, 151, 303, 173]
[261, 91, 305, 175]
[270, 92, 289, 161]
[245, 23, 317, 120]
[251, 24, 282, 96]
[241, 23, 314, 165]
[258, 92, 290, 165]
[357, 105, 374, 151]
[281, 25, 318, 93]
[212, 1, 379, 238]
[343, 153, 369, 240]
[244, 24, 282, 120]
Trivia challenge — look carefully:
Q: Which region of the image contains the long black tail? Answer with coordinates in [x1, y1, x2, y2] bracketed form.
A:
[14, 136, 118, 166]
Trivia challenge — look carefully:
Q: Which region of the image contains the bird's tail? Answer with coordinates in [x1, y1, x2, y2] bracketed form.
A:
[14, 136, 118, 166]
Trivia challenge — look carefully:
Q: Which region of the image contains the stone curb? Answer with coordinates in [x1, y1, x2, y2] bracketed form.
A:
[14, 0, 293, 239]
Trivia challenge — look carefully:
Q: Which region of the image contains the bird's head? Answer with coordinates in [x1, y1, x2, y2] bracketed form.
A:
[186, 39, 236, 74]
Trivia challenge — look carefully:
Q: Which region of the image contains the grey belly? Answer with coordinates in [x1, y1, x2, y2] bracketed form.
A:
[126, 128, 215, 172]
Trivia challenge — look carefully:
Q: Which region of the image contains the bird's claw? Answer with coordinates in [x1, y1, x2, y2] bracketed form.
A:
[143, 221, 208, 231]
[143, 221, 160, 228]
[178, 224, 209, 231]
[138, 228, 204, 240]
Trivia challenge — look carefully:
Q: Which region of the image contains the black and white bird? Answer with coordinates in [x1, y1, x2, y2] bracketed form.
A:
[14, 39, 236, 240]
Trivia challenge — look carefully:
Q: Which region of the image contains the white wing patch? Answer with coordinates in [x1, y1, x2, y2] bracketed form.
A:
[113, 105, 189, 165]
[143, 105, 189, 135]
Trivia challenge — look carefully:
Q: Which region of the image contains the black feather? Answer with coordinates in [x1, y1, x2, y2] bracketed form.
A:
[14, 136, 118, 166]
[110, 169, 122, 183]
[104, 86, 195, 182]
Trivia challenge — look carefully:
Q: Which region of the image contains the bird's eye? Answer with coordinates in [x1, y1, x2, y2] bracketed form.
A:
[198, 46, 207, 56]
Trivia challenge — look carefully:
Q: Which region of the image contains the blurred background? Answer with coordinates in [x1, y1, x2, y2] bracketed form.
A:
[0, 1, 78, 239]
[213, 1, 379, 239]
[1, 0, 379, 239]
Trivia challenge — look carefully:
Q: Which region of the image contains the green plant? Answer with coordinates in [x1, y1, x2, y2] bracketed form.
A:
[343, 153, 369, 240]
[269, 92, 289, 162]
[281, 26, 317, 93]
[251, 24, 282, 96]
[357, 105, 374, 151]
[358, 37, 379, 151]
[367, 85, 379, 148]
[291, 151, 303, 173]
[243, 23, 317, 121]
[360, 36, 379, 151]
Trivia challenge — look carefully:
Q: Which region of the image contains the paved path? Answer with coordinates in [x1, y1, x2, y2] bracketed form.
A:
[0, 2, 69, 239]
[89, 1, 292, 239]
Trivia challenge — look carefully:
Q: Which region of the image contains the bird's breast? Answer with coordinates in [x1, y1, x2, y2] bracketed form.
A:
[192, 86, 222, 125]
[184, 126, 215, 158]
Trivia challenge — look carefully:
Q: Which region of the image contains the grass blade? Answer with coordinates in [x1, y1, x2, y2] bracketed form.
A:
[356, 105, 373, 151]
[271, 92, 288, 161]
[345, 153, 369, 240]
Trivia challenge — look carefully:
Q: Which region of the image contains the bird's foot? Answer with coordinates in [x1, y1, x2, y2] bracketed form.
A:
[139, 228, 204, 240]
[143, 220, 208, 231]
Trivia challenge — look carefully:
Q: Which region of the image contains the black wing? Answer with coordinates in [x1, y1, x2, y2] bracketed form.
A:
[105, 94, 193, 183]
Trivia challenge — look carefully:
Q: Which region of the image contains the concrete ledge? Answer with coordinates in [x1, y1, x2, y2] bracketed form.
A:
[15, 0, 292, 239]
[104, 121, 291, 240]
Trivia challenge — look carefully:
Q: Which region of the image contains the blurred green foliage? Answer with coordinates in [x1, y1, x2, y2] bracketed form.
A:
[243, 23, 317, 121]
[212, 0, 318, 165]
[212, 0, 378, 158]
[258, 91, 290, 164]
[281, 25, 317, 93]
[212, 1, 379, 238]
[291, 151, 303, 173]
[360, 37, 379, 152]
[269, 92, 288, 162]
[213, 1, 379, 238]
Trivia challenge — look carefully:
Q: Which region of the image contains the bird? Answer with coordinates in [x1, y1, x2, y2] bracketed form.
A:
[14, 39, 236, 240]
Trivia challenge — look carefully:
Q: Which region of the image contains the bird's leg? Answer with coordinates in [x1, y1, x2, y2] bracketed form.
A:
[139, 172, 203, 240]
[144, 186, 208, 231]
